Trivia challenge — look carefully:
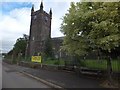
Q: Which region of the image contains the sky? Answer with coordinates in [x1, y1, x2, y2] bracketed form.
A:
[0, 0, 79, 53]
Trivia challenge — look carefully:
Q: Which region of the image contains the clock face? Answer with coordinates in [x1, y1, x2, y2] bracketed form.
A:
[34, 15, 37, 19]
[45, 16, 48, 22]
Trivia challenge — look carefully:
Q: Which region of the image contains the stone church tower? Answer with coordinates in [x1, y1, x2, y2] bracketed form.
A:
[26, 2, 52, 56]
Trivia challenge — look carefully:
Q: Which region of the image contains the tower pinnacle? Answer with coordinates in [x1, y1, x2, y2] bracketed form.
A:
[49, 8, 52, 19]
[31, 4, 34, 14]
[40, 1, 43, 10]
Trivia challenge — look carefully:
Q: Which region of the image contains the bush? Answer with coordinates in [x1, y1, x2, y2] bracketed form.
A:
[54, 61, 59, 65]
[79, 60, 86, 67]
[46, 57, 54, 61]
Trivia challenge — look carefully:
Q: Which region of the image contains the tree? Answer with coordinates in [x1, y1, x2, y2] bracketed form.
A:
[13, 34, 28, 57]
[61, 2, 92, 56]
[7, 49, 13, 56]
[87, 2, 120, 84]
[61, 2, 120, 84]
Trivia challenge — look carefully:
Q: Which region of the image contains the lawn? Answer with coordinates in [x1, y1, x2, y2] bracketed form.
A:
[81, 60, 120, 72]
[42, 59, 120, 72]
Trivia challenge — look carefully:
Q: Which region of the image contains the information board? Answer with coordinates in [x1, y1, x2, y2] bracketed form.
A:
[31, 56, 41, 63]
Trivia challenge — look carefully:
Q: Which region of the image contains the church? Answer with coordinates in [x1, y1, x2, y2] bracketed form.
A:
[26, 2, 65, 59]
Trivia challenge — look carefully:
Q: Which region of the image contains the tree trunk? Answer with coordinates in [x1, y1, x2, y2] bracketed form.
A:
[97, 49, 100, 60]
[107, 55, 112, 85]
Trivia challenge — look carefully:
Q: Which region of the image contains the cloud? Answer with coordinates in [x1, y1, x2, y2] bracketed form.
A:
[43, 2, 70, 37]
[1, 7, 31, 53]
[1, 7, 31, 39]
[2, 40, 14, 53]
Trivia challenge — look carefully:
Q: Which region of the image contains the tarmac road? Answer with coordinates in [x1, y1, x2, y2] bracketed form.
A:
[2, 64, 51, 88]
[2, 61, 101, 88]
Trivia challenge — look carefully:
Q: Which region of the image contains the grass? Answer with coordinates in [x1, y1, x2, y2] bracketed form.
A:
[81, 60, 120, 72]
[81, 60, 107, 70]
[111, 60, 120, 72]
[42, 59, 120, 72]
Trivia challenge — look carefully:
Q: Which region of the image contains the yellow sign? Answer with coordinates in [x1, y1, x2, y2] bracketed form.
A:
[31, 56, 41, 63]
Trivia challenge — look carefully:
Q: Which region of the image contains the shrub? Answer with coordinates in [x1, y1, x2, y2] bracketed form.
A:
[54, 61, 59, 65]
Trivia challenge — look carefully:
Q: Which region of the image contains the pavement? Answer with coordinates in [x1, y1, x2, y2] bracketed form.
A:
[3, 62, 102, 88]
[2, 65, 51, 88]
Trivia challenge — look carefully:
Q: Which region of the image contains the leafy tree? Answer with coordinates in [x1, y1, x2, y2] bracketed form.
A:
[7, 49, 13, 56]
[13, 34, 28, 57]
[61, 2, 120, 84]
[87, 3, 120, 83]
[61, 2, 101, 56]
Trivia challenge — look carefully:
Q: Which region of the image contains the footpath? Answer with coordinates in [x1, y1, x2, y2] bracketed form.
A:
[3, 62, 101, 88]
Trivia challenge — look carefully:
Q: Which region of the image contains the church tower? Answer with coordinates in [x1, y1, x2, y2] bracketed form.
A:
[26, 2, 52, 56]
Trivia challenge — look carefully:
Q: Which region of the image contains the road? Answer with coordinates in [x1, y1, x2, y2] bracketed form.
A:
[2, 63, 51, 88]
[2, 62, 101, 88]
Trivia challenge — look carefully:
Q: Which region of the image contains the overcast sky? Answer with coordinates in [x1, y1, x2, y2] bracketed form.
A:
[0, 0, 79, 53]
